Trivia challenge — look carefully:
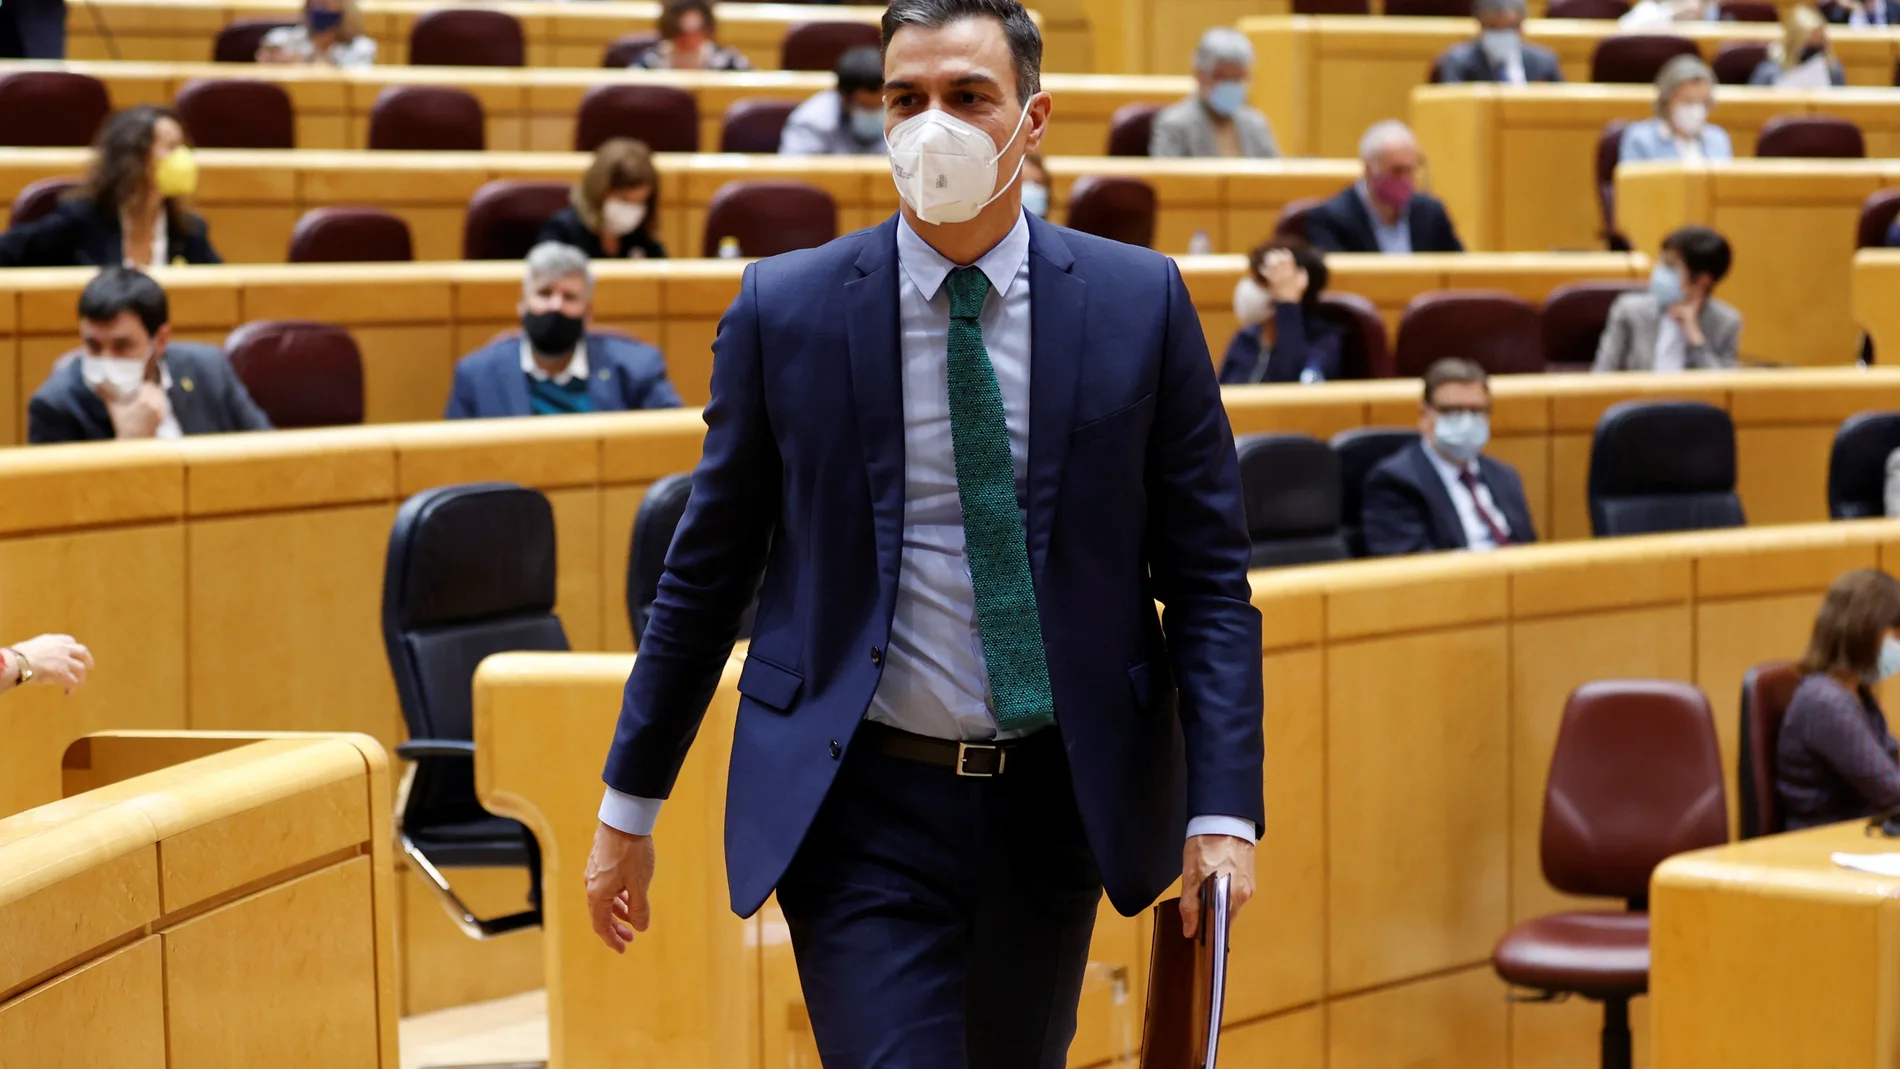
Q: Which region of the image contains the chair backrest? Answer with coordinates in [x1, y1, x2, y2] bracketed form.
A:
[1540, 280, 1643, 371]
[1273, 196, 1328, 243]
[575, 84, 700, 153]
[628, 473, 692, 644]
[1720, 0, 1780, 18]
[1711, 41, 1769, 84]
[1385, 0, 1474, 14]
[1315, 291, 1393, 379]
[1857, 189, 1900, 249]
[288, 206, 415, 263]
[1547, 0, 1630, 17]
[1588, 400, 1745, 536]
[1596, 119, 1629, 242]
[1756, 115, 1865, 159]
[1540, 679, 1729, 900]
[409, 8, 525, 67]
[780, 21, 881, 71]
[368, 86, 485, 151]
[603, 31, 662, 68]
[1235, 434, 1351, 569]
[1294, 0, 1372, 12]
[383, 483, 568, 828]
[0, 71, 110, 148]
[702, 180, 838, 258]
[721, 98, 800, 153]
[462, 180, 570, 261]
[1393, 290, 1545, 378]
[1826, 410, 1900, 518]
[212, 18, 297, 62]
[223, 319, 366, 428]
[9, 177, 79, 228]
[1330, 427, 1420, 556]
[1737, 661, 1800, 840]
[1065, 176, 1157, 249]
[174, 78, 296, 149]
[1590, 34, 1700, 83]
[1106, 103, 1162, 156]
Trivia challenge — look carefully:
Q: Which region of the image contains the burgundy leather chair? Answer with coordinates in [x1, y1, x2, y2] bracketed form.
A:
[1273, 196, 1329, 242]
[1737, 661, 1800, 840]
[463, 180, 570, 261]
[288, 207, 415, 263]
[368, 86, 485, 151]
[1384, 0, 1472, 15]
[702, 181, 838, 258]
[575, 85, 699, 153]
[1106, 103, 1162, 156]
[0, 71, 111, 148]
[1711, 41, 1769, 84]
[9, 177, 79, 228]
[408, 8, 525, 67]
[1547, 0, 1629, 17]
[1065, 176, 1157, 249]
[1596, 120, 1630, 250]
[1294, 0, 1372, 12]
[721, 99, 800, 153]
[1493, 679, 1728, 1069]
[1589, 35, 1699, 83]
[1541, 280, 1643, 372]
[175, 78, 296, 149]
[1394, 291, 1546, 378]
[1756, 115, 1865, 159]
[602, 32, 662, 68]
[212, 18, 297, 62]
[1316, 292, 1392, 379]
[224, 320, 366, 428]
[1859, 188, 1900, 249]
[1719, 0, 1780, 18]
[780, 21, 881, 71]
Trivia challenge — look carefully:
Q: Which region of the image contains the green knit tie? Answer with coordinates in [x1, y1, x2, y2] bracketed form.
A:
[944, 266, 1055, 734]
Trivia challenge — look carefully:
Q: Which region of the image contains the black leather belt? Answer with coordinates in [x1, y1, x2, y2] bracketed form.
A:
[874, 724, 1025, 777]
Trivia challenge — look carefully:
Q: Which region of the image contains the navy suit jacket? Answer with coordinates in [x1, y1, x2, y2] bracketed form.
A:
[602, 213, 1265, 918]
[443, 332, 682, 418]
[1362, 441, 1537, 555]
[27, 342, 271, 444]
[1432, 38, 1564, 83]
[0, 200, 219, 268]
[1305, 186, 1465, 255]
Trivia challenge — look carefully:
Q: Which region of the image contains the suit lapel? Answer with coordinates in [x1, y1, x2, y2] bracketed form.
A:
[1408, 444, 1469, 549]
[1025, 216, 1084, 578]
[502, 345, 535, 417]
[164, 356, 205, 433]
[845, 218, 906, 591]
[584, 338, 622, 411]
[1344, 192, 1380, 252]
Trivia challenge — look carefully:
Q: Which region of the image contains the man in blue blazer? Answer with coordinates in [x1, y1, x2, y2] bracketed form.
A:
[1432, 0, 1564, 85]
[1306, 120, 1466, 255]
[444, 242, 681, 419]
[583, 2, 1264, 1065]
[1363, 358, 1537, 555]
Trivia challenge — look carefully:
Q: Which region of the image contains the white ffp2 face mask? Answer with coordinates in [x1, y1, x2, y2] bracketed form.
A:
[80, 353, 151, 402]
[887, 104, 1032, 226]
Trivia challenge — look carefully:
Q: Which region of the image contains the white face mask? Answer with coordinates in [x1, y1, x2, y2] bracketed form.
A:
[602, 199, 647, 238]
[80, 353, 151, 402]
[1671, 101, 1708, 137]
[1232, 275, 1272, 328]
[887, 104, 1032, 226]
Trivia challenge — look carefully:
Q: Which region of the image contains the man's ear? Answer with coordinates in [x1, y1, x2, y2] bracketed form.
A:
[1022, 90, 1053, 153]
[150, 324, 172, 368]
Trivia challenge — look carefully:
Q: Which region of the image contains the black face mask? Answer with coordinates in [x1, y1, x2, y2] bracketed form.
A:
[522, 309, 585, 355]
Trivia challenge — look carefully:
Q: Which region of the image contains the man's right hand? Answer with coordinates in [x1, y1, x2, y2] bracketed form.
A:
[584, 821, 656, 953]
[101, 383, 169, 439]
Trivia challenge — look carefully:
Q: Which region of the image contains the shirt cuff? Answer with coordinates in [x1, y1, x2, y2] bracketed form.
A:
[598, 786, 664, 836]
[1187, 815, 1257, 844]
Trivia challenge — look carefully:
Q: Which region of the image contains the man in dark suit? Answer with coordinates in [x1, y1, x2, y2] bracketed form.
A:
[1363, 357, 1536, 555]
[582, 2, 1264, 1066]
[1433, 0, 1564, 83]
[28, 268, 271, 444]
[0, 0, 65, 58]
[1306, 120, 1466, 255]
[444, 241, 682, 419]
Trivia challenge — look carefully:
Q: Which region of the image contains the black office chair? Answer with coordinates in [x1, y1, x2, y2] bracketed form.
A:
[1235, 435, 1350, 568]
[383, 482, 562, 939]
[1587, 401, 1744, 537]
[1331, 428, 1421, 556]
[626, 473, 759, 647]
[1827, 411, 1900, 519]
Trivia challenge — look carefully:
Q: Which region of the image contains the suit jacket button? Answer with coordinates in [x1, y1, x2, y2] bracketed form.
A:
[870, 646, 883, 666]
[828, 740, 841, 759]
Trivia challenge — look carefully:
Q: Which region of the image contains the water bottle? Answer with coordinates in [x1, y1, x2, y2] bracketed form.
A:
[1300, 366, 1324, 385]
[717, 236, 742, 259]
[1187, 230, 1212, 257]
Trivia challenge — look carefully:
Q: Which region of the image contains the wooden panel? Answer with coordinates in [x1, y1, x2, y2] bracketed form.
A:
[397, 865, 545, 1016]
[0, 845, 160, 994]
[181, 428, 397, 515]
[548, 487, 605, 653]
[157, 775, 368, 912]
[1736, 425, 1840, 528]
[1326, 965, 1510, 1069]
[1511, 997, 1651, 1069]
[0, 937, 166, 1069]
[1210, 1006, 1325, 1068]
[1695, 592, 1827, 837]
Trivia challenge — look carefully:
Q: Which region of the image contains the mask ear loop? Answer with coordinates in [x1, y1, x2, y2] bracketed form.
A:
[974, 103, 1035, 215]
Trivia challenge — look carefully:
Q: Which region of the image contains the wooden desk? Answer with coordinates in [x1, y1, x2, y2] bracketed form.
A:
[1242, 16, 1900, 158]
[1616, 160, 1898, 368]
[0, 59, 1181, 158]
[1854, 249, 1900, 364]
[1652, 821, 1900, 1067]
[0, 731, 398, 1068]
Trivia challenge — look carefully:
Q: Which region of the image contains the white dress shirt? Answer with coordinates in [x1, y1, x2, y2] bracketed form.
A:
[1421, 442, 1510, 551]
[600, 211, 1254, 844]
[152, 358, 182, 440]
[520, 337, 588, 383]
[1653, 314, 1686, 373]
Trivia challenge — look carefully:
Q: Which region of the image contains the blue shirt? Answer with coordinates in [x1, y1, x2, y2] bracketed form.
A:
[1353, 180, 1413, 255]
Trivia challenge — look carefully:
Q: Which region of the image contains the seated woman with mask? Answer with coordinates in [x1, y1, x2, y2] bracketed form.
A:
[537, 139, 667, 260]
[1777, 568, 1900, 830]
[1218, 237, 1342, 385]
[255, 0, 377, 66]
[1749, 5, 1847, 87]
[1619, 55, 1733, 163]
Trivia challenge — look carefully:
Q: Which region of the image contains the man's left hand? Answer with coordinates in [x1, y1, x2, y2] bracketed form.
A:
[1180, 834, 1255, 938]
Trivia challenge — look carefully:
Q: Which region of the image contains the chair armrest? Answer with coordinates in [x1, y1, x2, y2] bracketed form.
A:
[395, 739, 477, 762]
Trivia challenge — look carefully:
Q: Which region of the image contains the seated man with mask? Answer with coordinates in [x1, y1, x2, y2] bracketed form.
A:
[1306, 120, 1464, 255]
[1149, 27, 1280, 158]
[1433, 0, 1563, 83]
[1362, 358, 1536, 556]
[446, 242, 682, 419]
[28, 267, 270, 444]
[779, 45, 889, 156]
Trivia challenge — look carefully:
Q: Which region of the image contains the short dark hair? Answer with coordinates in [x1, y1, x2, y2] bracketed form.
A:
[1799, 568, 1900, 679]
[658, 0, 715, 41]
[835, 44, 885, 96]
[78, 268, 169, 337]
[880, 0, 1042, 102]
[1422, 357, 1488, 405]
[1663, 225, 1732, 285]
[1248, 235, 1328, 314]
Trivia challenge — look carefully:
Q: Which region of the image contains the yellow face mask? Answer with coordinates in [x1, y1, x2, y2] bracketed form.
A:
[153, 147, 198, 199]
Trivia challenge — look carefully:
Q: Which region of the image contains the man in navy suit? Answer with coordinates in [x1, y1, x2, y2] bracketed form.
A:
[1433, 0, 1564, 84]
[582, 1, 1264, 1065]
[1305, 120, 1466, 255]
[444, 242, 681, 419]
[1363, 357, 1537, 555]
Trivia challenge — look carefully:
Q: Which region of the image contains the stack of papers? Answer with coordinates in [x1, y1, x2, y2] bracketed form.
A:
[1830, 852, 1900, 877]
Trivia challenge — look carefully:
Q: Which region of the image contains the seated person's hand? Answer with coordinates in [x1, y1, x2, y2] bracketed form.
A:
[256, 44, 293, 64]
[11, 634, 94, 694]
[1262, 248, 1308, 305]
[100, 382, 171, 439]
[1666, 299, 1708, 346]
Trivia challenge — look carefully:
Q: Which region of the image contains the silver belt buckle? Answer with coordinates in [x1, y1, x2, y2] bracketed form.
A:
[956, 742, 1006, 777]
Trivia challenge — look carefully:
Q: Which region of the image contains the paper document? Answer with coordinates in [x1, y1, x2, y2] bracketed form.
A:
[1776, 55, 1834, 89]
[1830, 852, 1900, 877]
